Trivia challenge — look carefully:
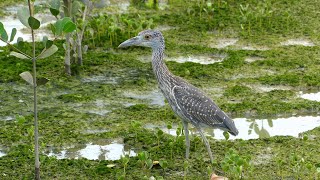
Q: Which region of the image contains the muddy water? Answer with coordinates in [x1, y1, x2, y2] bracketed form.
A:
[47, 139, 136, 160]
[145, 116, 320, 140]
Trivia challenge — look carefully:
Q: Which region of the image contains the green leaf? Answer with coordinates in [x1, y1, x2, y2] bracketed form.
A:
[159, 160, 168, 169]
[17, 37, 24, 48]
[54, 17, 76, 35]
[19, 71, 34, 86]
[0, 22, 8, 42]
[49, 8, 59, 17]
[63, 21, 76, 33]
[46, 40, 53, 48]
[50, 24, 56, 35]
[37, 45, 58, 59]
[37, 77, 49, 86]
[42, 36, 48, 46]
[10, 51, 29, 59]
[9, 28, 17, 42]
[17, 37, 23, 43]
[267, 119, 273, 127]
[16, 115, 26, 124]
[72, 1, 82, 15]
[257, 127, 270, 138]
[28, 17, 40, 30]
[223, 131, 230, 140]
[146, 159, 153, 169]
[49, 0, 60, 10]
[17, 7, 30, 28]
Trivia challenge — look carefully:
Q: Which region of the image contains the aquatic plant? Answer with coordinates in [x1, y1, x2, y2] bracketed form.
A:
[137, 151, 153, 173]
[119, 154, 130, 178]
[221, 149, 252, 179]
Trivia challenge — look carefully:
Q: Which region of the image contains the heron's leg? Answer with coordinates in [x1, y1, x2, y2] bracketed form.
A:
[182, 121, 190, 159]
[196, 126, 214, 163]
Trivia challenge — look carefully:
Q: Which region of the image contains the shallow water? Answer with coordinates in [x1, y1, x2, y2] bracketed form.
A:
[299, 91, 320, 102]
[280, 39, 315, 47]
[0, 151, 6, 157]
[244, 56, 265, 63]
[210, 38, 238, 49]
[167, 55, 227, 65]
[146, 116, 320, 140]
[81, 76, 119, 84]
[47, 139, 136, 161]
[75, 99, 112, 116]
[123, 89, 165, 106]
[81, 129, 109, 134]
[250, 84, 292, 92]
[239, 45, 270, 51]
[0, 116, 14, 121]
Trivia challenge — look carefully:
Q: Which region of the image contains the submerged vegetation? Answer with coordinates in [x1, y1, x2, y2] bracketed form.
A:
[0, 0, 320, 179]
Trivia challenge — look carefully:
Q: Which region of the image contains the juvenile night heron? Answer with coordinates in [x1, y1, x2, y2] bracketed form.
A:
[119, 30, 239, 163]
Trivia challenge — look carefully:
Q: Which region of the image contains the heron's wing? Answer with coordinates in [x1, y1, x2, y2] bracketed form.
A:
[172, 85, 230, 128]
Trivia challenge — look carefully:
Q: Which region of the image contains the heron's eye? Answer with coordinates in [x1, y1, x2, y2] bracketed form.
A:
[144, 35, 151, 40]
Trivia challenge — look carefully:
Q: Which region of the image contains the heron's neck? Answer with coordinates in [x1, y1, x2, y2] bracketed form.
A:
[151, 46, 172, 83]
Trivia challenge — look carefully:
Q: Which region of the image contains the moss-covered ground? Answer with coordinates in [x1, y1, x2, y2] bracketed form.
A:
[0, 0, 320, 179]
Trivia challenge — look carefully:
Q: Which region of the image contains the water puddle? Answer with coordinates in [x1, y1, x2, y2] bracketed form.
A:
[238, 45, 270, 51]
[81, 129, 109, 134]
[87, 109, 111, 116]
[47, 138, 136, 161]
[76, 99, 112, 116]
[244, 56, 265, 63]
[168, 54, 227, 65]
[0, 151, 6, 157]
[123, 89, 165, 106]
[0, 116, 14, 121]
[299, 91, 320, 102]
[249, 84, 292, 93]
[81, 75, 119, 84]
[209, 38, 238, 49]
[145, 116, 320, 140]
[280, 39, 315, 47]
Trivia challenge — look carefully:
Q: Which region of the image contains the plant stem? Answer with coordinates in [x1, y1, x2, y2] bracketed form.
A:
[27, 0, 40, 179]
[63, 0, 72, 75]
[0, 37, 32, 59]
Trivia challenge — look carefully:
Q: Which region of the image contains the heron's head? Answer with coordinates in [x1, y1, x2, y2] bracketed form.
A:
[225, 119, 239, 136]
[227, 121, 239, 136]
[118, 30, 164, 50]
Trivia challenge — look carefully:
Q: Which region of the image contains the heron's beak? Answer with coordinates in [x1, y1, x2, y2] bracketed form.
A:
[118, 36, 139, 48]
[229, 130, 239, 136]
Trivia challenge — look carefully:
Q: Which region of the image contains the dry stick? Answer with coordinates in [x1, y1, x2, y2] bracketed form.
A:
[27, 0, 40, 179]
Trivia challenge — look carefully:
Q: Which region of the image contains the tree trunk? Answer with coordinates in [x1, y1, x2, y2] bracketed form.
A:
[77, 33, 83, 66]
[63, 0, 72, 75]
[65, 33, 71, 75]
